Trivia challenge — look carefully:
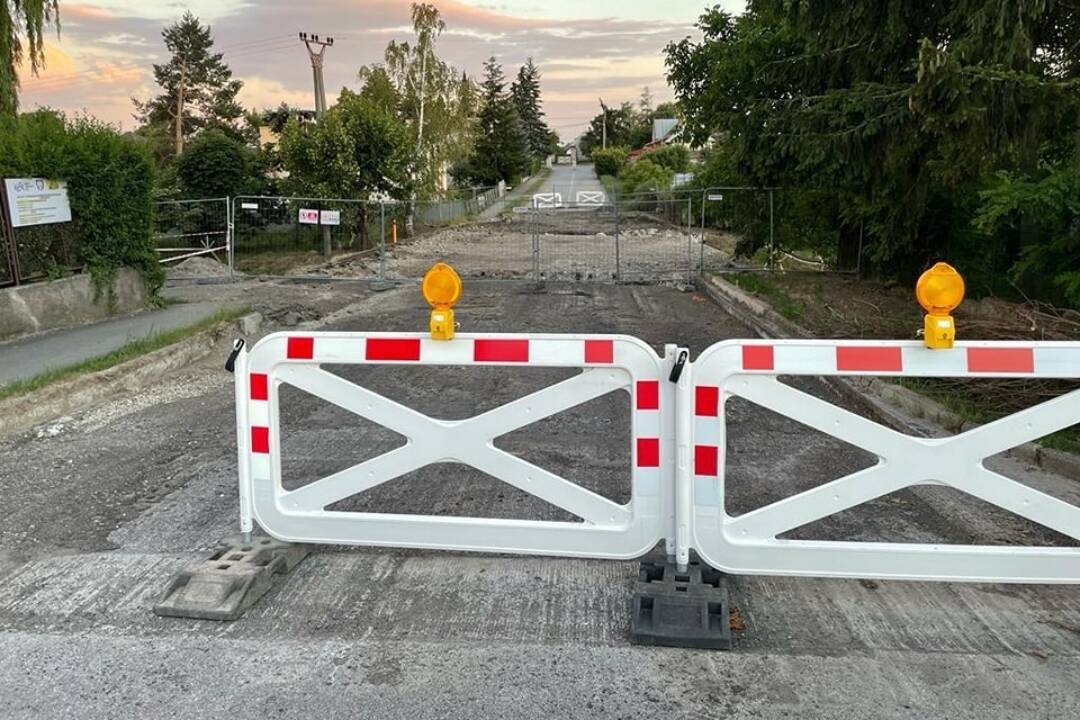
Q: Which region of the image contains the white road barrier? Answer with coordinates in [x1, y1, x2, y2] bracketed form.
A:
[236, 332, 675, 559]
[690, 339, 1080, 583]
[576, 191, 606, 206]
[532, 193, 563, 209]
[232, 333, 1080, 583]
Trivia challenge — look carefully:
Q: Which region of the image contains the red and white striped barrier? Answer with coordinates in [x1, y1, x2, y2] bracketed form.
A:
[689, 339, 1080, 583]
[231, 333, 1080, 583]
[234, 332, 672, 559]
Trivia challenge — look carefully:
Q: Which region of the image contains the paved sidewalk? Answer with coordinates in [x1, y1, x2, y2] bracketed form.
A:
[0, 301, 225, 386]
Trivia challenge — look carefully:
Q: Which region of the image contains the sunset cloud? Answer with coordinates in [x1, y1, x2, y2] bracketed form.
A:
[15, 0, 736, 138]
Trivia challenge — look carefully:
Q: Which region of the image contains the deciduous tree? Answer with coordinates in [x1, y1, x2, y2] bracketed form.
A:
[1, 0, 59, 116]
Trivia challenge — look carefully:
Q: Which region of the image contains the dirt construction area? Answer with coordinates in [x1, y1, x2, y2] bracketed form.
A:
[2, 277, 1080, 719]
[302, 209, 731, 284]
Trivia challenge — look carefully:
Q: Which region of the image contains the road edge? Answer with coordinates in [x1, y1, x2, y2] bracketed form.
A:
[696, 273, 1080, 480]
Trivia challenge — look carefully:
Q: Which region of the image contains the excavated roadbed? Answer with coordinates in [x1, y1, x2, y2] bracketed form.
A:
[1, 280, 1079, 719]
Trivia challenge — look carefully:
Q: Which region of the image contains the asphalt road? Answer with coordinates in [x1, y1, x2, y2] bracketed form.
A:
[540, 162, 607, 204]
[0, 301, 226, 386]
[1, 280, 1079, 719]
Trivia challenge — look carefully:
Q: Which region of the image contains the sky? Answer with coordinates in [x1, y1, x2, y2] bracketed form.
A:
[15, 0, 745, 140]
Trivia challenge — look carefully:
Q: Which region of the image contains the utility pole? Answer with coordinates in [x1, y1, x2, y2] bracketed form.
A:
[300, 33, 333, 118]
[599, 98, 609, 150]
[300, 32, 334, 256]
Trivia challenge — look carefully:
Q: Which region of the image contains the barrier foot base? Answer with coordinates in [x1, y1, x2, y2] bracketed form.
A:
[630, 556, 732, 650]
[154, 535, 310, 621]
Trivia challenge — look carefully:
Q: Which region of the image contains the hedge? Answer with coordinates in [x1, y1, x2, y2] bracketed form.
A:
[0, 110, 162, 297]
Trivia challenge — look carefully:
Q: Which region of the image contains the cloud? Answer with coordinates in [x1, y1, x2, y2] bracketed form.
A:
[61, 4, 117, 21]
[238, 77, 332, 112]
[18, 0, 703, 138]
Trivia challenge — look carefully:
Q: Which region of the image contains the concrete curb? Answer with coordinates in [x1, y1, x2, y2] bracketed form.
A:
[0, 312, 262, 438]
[695, 274, 1080, 479]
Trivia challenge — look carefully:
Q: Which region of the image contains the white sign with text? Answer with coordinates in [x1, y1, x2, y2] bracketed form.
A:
[319, 210, 341, 226]
[298, 208, 320, 225]
[4, 178, 72, 228]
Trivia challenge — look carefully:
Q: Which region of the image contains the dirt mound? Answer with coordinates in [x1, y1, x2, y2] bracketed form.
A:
[167, 256, 231, 277]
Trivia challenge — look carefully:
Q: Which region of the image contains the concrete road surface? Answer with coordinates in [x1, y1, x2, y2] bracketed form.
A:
[1, 280, 1079, 719]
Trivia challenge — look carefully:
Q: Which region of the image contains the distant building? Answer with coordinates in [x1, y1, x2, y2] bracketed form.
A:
[652, 118, 679, 143]
[627, 119, 682, 162]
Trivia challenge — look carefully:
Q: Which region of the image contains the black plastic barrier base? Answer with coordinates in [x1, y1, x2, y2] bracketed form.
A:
[630, 556, 733, 650]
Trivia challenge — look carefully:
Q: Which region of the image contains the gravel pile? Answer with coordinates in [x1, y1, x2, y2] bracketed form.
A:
[167, 256, 232, 277]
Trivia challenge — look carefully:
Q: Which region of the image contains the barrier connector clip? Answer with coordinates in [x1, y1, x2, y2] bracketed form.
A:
[225, 338, 245, 373]
[916, 262, 964, 350]
[669, 349, 689, 383]
[422, 262, 463, 341]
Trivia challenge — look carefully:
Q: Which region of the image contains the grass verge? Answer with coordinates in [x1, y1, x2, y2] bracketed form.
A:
[728, 272, 806, 321]
[899, 377, 1080, 454]
[0, 306, 250, 402]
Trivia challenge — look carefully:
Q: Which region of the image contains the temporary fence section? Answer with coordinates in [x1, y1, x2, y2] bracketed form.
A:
[231, 196, 381, 275]
[230, 333, 1080, 584]
[525, 192, 697, 284]
[153, 197, 229, 266]
[234, 332, 675, 557]
[381, 188, 533, 281]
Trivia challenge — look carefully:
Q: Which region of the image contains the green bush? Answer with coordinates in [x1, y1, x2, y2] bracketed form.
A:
[0, 110, 162, 297]
[642, 144, 690, 174]
[177, 129, 253, 199]
[619, 158, 674, 194]
[591, 147, 629, 179]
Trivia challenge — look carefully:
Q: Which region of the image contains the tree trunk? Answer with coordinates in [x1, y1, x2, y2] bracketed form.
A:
[836, 222, 863, 274]
[174, 60, 187, 156]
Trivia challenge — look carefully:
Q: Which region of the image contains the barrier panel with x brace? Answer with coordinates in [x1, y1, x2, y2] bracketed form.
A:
[233, 332, 1080, 583]
[234, 331, 676, 559]
[690, 340, 1080, 584]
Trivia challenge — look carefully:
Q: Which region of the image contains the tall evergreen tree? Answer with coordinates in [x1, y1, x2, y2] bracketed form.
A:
[666, 1, 1080, 297]
[1, 0, 59, 116]
[133, 12, 243, 156]
[511, 58, 554, 163]
[459, 57, 528, 186]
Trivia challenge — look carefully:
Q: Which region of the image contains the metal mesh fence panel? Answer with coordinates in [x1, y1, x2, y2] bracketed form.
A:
[0, 231, 13, 286]
[378, 189, 533, 280]
[533, 205, 617, 282]
[153, 198, 229, 267]
[232, 197, 381, 276]
[613, 192, 695, 283]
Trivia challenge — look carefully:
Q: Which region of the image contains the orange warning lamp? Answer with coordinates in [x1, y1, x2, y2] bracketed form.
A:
[916, 262, 965, 350]
[422, 262, 462, 340]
